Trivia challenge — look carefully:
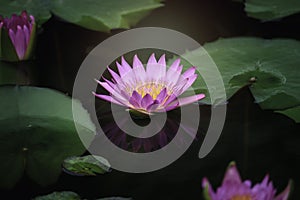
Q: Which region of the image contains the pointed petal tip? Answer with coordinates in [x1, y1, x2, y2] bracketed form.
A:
[121, 56, 126, 62]
[178, 65, 183, 72]
[159, 54, 166, 60]
[197, 93, 205, 100]
[202, 177, 209, 188]
[258, 174, 270, 187]
[227, 161, 238, 172]
[228, 161, 236, 166]
[173, 58, 181, 65]
[222, 161, 242, 185]
[275, 180, 292, 200]
[94, 78, 101, 84]
[21, 10, 28, 15]
[8, 28, 15, 35]
[148, 53, 157, 64]
[133, 54, 144, 68]
[158, 54, 166, 66]
[29, 15, 35, 23]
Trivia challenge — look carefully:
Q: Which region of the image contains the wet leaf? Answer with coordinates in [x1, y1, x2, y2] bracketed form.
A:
[0, 0, 162, 31]
[63, 155, 111, 176]
[276, 106, 300, 123]
[51, 0, 162, 32]
[33, 191, 80, 200]
[177, 37, 300, 112]
[244, 0, 300, 20]
[0, 86, 95, 188]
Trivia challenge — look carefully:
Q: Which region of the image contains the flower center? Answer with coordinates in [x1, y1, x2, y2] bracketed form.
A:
[136, 83, 165, 99]
[231, 195, 252, 200]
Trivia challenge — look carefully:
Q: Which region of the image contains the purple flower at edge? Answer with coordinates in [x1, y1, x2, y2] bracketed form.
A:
[202, 162, 292, 200]
[0, 11, 35, 61]
[94, 54, 205, 114]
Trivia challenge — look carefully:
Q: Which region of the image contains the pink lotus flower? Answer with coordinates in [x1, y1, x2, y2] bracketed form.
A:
[94, 54, 205, 114]
[202, 162, 291, 200]
[0, 11, 36, 61]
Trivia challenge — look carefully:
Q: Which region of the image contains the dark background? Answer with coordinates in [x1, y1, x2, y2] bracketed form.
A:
[1, 0, 300, 199]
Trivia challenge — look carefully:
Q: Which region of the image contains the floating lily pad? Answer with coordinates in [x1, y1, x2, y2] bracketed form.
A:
[174, 37, 300, 121]
[0, 0, 162, 31]
[276, 106, 300, 123]
[178, 37, 300, 110]
[0, 86, 95, 188]
[51, 0, 163, 32]
[244, 0, 300, 21]
[63, 155, 111, 176]
[33, 191, 81, 200]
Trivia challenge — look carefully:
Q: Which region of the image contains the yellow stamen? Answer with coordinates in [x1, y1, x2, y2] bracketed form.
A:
[136, 83, 165, 99]
[231, 195, 252, 200]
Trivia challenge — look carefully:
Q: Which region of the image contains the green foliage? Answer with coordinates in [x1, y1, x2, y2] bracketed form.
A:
[0, 0, 163, 31]
[0, 86, 95, 188]
[63, 155, 111, 176]
[176, 37, 300, 122]
[33, 191, 132, 200]
[238, 0, 300, 20]
[276, 106, 300, 123]
[51, 0, 163, 32]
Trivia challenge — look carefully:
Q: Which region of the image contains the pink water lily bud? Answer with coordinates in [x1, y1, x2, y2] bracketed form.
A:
[0, 11, 36, 61]
[202, 162, 292, 200]
[93, 54, 205, 114]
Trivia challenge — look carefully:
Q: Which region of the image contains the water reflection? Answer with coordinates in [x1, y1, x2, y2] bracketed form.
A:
[93, 102, 199, 153]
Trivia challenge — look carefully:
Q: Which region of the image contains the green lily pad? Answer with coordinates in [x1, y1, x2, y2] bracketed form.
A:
[33, 191, 81, 200]
[63, 155, 111, 176]
[276, 106, 300, 123]
[178, 37, 300, 110]
[0, 0, 162, 31]
[243, 0, 300, 20]
[0, 86, 95, 189]
[33, 191, 132, 200]
[52, 0, 163, 32]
